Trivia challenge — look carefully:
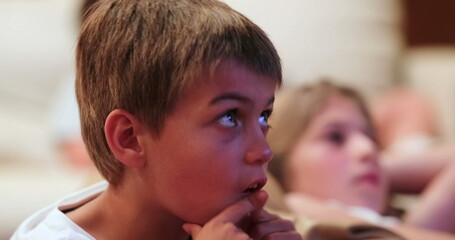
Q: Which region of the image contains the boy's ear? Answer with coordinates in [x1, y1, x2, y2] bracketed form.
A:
[104, 109, 146, 168]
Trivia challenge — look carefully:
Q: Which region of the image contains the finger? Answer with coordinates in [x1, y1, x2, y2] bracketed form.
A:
[239, 191, 269, 231]
[249, 190, 268, 219]
[249, 218, 297, 239]
[182, 223, 202, 238]
[213, 191, 266, 224]
[260, 231, 302, 240]
[250, 208, 278, 224]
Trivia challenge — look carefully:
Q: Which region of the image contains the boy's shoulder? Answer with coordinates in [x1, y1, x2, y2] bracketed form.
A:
[11, 208, 92, 240]
[11, 181, 107, 240]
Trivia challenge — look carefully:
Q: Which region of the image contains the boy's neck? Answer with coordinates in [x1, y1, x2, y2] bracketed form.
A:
[67, 182, 189, 240]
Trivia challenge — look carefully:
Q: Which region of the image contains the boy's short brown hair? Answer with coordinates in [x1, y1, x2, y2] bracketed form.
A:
[76, 0, 281, 183]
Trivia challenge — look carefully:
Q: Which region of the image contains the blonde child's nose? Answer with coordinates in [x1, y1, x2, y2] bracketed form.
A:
[350, 133, 378, 164]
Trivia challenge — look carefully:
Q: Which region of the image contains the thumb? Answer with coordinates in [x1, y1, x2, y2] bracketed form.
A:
[182, 223, 202, 238]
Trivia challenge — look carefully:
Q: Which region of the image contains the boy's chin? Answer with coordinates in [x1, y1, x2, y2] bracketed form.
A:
[180, 204, 228, 225]
[194, 197, 242, 224]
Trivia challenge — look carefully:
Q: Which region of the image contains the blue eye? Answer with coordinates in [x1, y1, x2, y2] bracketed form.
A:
[259, 110, 272, 127]
[218, 110, 237, 127]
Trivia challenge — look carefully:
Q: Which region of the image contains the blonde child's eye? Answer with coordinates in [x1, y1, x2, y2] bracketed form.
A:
[327, 131, 345, 145]
[218, 110, 237, 127]
[258, 110, 272, 127]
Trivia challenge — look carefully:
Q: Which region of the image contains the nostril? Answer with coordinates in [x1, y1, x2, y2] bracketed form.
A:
[246, 147, 273, 164]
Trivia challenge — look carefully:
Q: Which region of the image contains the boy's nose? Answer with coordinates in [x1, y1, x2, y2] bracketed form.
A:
[245, 128, 273, 165]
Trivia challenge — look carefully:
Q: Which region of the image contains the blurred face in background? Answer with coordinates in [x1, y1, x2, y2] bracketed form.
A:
[286, 94, 388, 213]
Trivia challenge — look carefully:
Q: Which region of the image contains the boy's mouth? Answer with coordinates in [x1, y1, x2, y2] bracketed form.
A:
[243, 179, 267, 194]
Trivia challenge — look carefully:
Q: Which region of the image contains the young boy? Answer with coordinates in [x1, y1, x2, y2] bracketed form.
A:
[11, 0, 301, 239]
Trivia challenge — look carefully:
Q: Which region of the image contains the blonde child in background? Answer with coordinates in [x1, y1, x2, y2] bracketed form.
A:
[267, 81, 455, 239]
[12, 0, 301, 239]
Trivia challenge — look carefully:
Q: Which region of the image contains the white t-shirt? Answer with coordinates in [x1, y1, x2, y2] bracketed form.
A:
[11, 181, 108, 240]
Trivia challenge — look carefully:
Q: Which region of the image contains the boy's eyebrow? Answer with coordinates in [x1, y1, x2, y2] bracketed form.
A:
[210, 93, 275, 106]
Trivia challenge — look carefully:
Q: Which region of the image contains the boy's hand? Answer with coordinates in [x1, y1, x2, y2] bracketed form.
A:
[182, 190, 301, 240]
[246, 207, 301, 240]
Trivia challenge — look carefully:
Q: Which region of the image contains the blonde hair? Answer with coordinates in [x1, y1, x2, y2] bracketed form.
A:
[76, 0, 281, 183]
[267, 81, 375, 189]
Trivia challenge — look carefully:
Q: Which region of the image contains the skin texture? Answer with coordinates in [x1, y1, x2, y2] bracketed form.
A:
[67, 59, 300, 240]
[138, 59, 276, 225]
[286, 94, 388, 213]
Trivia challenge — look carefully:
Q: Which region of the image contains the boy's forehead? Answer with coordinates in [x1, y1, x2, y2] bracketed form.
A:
[196, 58, 278, 84]
[181, 59, 277, 98]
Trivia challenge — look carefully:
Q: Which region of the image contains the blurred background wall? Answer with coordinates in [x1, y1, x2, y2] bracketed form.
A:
[0, 0, 77, 166]
[0, 0, 454, 238]
[401, 0, 455, 141]
[0, 0, 89, 238]
[224, 0, 403, 98]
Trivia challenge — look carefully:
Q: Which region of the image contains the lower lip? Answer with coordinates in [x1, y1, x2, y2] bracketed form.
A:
[358, 174, 379, 186]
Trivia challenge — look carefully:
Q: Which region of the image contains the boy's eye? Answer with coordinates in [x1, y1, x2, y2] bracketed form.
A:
[218, 110, 237, 127]
[258, 110, 272, 127]
[327, 131, 345, 145]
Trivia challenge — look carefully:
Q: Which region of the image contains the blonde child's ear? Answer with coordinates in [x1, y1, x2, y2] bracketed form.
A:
[104, 109, 146, 168]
